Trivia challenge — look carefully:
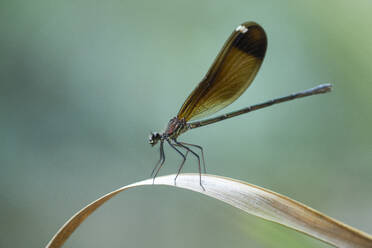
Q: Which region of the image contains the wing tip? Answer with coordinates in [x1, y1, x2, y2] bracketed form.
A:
[233, 22, 267, 59]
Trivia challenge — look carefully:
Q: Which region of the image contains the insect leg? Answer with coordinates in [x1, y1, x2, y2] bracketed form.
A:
[151, 142, 164, 177]
[167, 140, 188, 185]
[152, 141, 165, 183]
[177, 142, 206, 174]
[173, 139, 205, 190]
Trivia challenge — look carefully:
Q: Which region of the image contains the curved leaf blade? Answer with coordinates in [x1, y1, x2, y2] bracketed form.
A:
[46, 174, 372, 248]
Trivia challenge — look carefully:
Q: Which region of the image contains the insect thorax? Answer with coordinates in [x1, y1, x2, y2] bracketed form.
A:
[164, 117, 188, 139]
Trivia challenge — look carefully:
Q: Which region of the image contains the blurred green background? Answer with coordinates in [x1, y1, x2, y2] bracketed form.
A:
[1, 0, 372, 247]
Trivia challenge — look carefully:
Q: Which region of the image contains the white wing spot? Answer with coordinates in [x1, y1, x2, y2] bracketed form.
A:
[235, 25, 248, 33]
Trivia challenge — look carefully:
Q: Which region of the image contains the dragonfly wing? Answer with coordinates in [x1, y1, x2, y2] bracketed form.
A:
[177, 22, 267, 121]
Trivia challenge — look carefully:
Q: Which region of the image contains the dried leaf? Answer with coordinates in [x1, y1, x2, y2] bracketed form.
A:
[46, 174, 372, 248]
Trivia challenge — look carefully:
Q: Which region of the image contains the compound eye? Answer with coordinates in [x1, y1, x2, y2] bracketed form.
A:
[148, 132, 161, 146]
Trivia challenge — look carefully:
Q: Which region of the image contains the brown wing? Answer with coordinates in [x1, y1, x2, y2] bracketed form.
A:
[177, 22, 267, 121]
